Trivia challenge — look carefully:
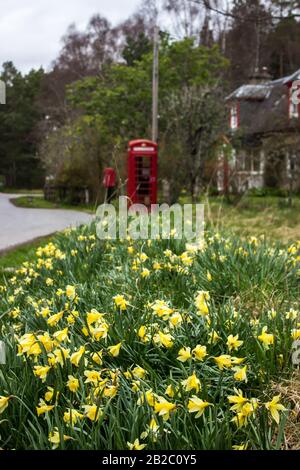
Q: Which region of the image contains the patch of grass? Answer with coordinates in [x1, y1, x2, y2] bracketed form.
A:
[10, 196, 95, 214]
[0, 236, 54, 279]
[202, 195, 300, 242]
[272, 372, 300, 450]
[0, 188, 43, 195]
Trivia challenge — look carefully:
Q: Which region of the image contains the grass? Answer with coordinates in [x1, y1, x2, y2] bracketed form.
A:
[0, 188, 43, 195]
[9, 194, 300, 242]
[0, 221, 299, 450]
[202, 195, 300, 242]
[0, 236, 53, 280]
[10, 196, 95, 214]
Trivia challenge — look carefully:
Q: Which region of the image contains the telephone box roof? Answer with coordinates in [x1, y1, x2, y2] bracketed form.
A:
[129, 139, 158, 148]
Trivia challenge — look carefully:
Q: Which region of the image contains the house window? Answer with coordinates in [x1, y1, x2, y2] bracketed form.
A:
[230, 103, 239, 130]
[252, 150, 261, 172]
[289, 84, 299, 119]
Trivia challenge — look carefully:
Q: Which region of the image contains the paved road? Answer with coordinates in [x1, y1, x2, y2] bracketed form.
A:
[0, 194, 93, 252]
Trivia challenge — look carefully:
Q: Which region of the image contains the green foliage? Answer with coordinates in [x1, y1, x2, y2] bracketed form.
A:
[64, 38, 228, 201]
[0, 226, 299, 449]
[0, 62, 45, 188]
[122, 33, 152, 66]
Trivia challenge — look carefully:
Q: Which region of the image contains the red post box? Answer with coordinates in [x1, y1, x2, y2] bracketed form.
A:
[103, 167, 116, 202]
[103, 167, 116, 188]
[127, 139, 158, 208]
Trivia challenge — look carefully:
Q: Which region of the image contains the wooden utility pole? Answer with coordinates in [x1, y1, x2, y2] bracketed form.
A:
[152, 25, 159, 143]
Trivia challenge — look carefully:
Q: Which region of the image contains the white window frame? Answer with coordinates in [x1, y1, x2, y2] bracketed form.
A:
[230, 103, 238, 130]
[289, 85, 299, 119]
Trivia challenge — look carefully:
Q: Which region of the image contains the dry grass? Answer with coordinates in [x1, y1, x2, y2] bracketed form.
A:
[272, 372, 300, 450]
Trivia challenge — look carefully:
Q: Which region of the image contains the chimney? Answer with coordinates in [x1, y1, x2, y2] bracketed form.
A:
[248, 67, 272, 85]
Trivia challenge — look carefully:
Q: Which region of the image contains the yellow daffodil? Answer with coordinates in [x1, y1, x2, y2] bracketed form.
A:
[113, 295, 128, 311]
[63, 408, 83, 425]
[104, 385, 118, 398]
[84, 370, 101, 384]
[83, 404, 102, 422]
[153, 331, 174, 349]
[108, 342, 122, 357]
[127, 438, 146, 450]
[232, 400, 258, 428]
[188, 396, 212, 418]
[213, 355, 232, 370]
[177, 346, 192, 362]
[165, 384, 175, 398]
[67, 375, 79, 392]
[70, 346, 85, 367]
[208, 330, 220, 343]
[0, 396, 11, 414]
[65, 285, 76, 300]
[291, 329, 300, 340]
[195, 291, 210, 316]
[151, 300, 174, 318]
[138, 325, 147, 342]
[87, 309, 104, 325]
[227, 334, 243, 352]
[233, 365, 248, 382]
[48, 428, 72, 449]
[145, 389, 156, 407]
[182, 371, 201, 393]
[265, 395, 286, 424]
[91, 351, 103, 365]
[53, 327, 69, 343]
[192, 345, 207, 361]
[36, 400, 55, 416]
[141, 268, 150, 278]
[169, 312, 183, 327]
[258, 327, 274, 349]
[227, 389, 248, 412]
[33, 365, 51, 382]
[154, 398, 176, 421]
[44, 387, 54, 402]
[232, 443, 248, 450]
[231, 357, 246, 365]
[132, 366, 146, 379]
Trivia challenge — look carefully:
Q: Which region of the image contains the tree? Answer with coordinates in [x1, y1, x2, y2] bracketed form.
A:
[122, 33, 152, 66]
[224, 0, 273, 88]
[57, 37, 228, 202]
[267, 16, 300, 77]
[158, 40, 228, 201]
[0, 62, 44, 188]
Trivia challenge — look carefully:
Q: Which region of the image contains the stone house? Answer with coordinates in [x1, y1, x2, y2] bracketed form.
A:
[218, 68, 300, 193]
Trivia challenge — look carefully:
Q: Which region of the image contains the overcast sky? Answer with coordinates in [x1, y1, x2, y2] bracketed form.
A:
[0, 0, 141, 73]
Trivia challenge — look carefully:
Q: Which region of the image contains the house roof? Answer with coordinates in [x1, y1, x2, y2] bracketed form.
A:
[272, 68, 300, 86]
[226, 84, 272, 101]
[226, 69, 300, 136]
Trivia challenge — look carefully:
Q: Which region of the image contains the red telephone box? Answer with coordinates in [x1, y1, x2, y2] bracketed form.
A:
[127, 139, 158, 208]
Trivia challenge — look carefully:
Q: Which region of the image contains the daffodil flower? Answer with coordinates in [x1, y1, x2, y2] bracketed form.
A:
[265, 395, 286, 424]
[188, 396, 212, 418]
